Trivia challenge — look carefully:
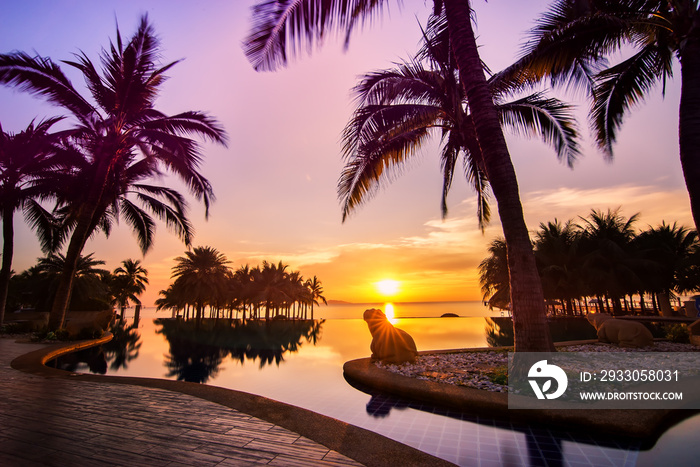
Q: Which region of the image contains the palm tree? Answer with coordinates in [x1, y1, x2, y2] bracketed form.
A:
[478, 238, 510, 311]
[0, 117, 63, 326]
[0, 16, 228, 330]
[255, 261, 290, 320]
[36, 253, 111, 311]
[171, 246, 231, 320]
[245, 0, 555, 351]
[305, 275, 327, 320]
[110, 259, 149, 318]
[577, 209, 642, 315]
[340, 14, 580, 226]
[534, 220, 584, 315]
[634, 222, 699, 314]
[504, 0, 700, 233]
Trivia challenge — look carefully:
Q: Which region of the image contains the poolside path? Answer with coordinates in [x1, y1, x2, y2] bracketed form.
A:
[0, 337, 368, 467]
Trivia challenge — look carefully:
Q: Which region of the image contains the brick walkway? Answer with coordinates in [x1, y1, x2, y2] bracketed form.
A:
[0, 337, 363, 466]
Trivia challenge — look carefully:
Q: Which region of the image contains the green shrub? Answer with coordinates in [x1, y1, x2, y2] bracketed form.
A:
[664, 324, 690, 343]
[486, 366, 509, 385]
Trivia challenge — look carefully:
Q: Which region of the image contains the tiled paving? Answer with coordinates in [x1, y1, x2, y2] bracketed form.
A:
[0, 337, 364, 466]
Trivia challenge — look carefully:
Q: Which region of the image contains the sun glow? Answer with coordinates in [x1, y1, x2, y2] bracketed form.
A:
[376, 279, 400, 297]
[384, 303, 397, 323]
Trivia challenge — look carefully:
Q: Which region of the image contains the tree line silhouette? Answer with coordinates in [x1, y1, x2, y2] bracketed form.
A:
[155, 246, 327, 321]
[480, 209, 700, 316]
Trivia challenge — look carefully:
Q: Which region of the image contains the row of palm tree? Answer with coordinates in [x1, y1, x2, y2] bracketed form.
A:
[479, 209, 700, 316]
[155, 246, 327, 321]
[0, 16, 227, 329]
[7, 256, 148, 316]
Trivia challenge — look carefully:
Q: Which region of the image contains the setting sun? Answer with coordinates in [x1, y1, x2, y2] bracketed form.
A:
[375, 279, 400, 297]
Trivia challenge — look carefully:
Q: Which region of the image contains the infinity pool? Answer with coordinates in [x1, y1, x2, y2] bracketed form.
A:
[53, 304, 700, 466]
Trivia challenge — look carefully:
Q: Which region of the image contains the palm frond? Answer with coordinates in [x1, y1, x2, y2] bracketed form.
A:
[22, 200, 60, 253]
[243, 0, 389, 71]
[591, 44, 665, 156]
[134, 191, 194, 247]
[139, 111, 228, 146]
[119, 198, 156, 253]
[498, 92, 581, 167]
[0, 52, 96, 119]
[339, 106, 436, 221]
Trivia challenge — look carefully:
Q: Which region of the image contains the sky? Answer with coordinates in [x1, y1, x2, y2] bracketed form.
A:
[0, 1, 692, 306]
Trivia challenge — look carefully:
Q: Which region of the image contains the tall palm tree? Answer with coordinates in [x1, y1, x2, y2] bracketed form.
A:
[0, 117, 63, 326]
[110, 259, 149, 318]
[577, 208, 642, 315]
[634, 222, 699, 313]
[503, 0, 700, 233]
[36, 252, 111, 311]
[534, 220, 584, 315]
[478, 238, 510, 311]
[0, 16, 228, 330]
[255, 260, 290, 320]
[245, 0, 556, 351]
[340, 13, 579, 227]
[171, 246, 231, 319]
[305, 275, 327, 320]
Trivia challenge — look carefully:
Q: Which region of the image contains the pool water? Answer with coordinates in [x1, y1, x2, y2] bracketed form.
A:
[54, 304, 700, 466]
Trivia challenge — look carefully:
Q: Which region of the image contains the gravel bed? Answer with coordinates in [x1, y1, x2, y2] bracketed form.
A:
[375, 342, 700, 393]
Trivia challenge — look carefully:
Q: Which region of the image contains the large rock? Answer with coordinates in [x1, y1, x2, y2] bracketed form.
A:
[363, 308, 418, 364]
[586, 313, 653, 348]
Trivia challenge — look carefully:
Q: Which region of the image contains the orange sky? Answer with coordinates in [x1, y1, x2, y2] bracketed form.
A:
[1, 1, 693, 306]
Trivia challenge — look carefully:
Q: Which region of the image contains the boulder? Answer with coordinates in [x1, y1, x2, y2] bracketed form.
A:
[586, 313, 653, 348]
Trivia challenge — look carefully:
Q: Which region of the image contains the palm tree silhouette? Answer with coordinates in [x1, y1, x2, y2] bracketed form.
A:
[110, 259, 149, 318]
[305, 275, 327, 320]
[503, 0, 700, 233]
[534, 220, 584, 315]
[339, 14, 580, 228]
[0, 117, 63, 325]
[577, 209, 642, 315]
[0, 16, 228, 330]
[171, 246, 232, 320]
[634, 222, 699, 314]
[36, 253, 110, 311]
[478, 238, 510, 311]
[245, 0, 556, 351]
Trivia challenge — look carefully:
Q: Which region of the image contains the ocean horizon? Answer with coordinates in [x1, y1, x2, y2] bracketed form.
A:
[136, 300, 504, 321]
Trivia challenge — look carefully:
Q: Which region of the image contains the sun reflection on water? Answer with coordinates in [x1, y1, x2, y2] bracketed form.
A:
[384, 303, 398, 324]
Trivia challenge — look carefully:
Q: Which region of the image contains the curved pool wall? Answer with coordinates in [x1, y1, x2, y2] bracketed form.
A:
[49, 306, 700, 466]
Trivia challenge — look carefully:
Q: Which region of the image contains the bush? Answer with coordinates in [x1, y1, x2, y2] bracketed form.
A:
[664, 324, 690, 343]
[486, 366, 509, 386]
[1, 322, 32, 334]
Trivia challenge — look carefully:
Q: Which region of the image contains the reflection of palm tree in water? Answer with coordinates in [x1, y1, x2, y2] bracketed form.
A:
[103, 320, 142, 371]
[157, 318, 325, 379]
[164, 338, 224, 384]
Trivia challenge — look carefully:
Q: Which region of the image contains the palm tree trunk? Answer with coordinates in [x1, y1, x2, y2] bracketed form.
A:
[679, 33, 700, 233]
[48, 159, 111, 330]
[0, 208, 14, 327]
[48, 213, 93, 330]
[444, 0, 554, 352]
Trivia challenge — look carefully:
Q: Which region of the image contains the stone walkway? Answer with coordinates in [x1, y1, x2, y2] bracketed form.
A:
[0, 337, 364, 466]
